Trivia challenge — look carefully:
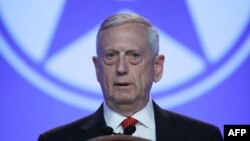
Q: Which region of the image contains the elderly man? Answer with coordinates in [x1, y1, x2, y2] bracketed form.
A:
[38, 13, 223, 141]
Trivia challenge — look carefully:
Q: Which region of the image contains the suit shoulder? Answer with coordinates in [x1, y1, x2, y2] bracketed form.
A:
[38, 105, 105, 141]
[169, 110, 216, 128]
[48, 115, 92, 133]
[38, 114, 93, 141]
[154, 102, 218, 131]
[164, 110, 222, 137]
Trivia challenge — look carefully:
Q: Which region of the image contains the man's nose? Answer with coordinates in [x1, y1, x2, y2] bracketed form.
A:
[116, 56, 128, 75]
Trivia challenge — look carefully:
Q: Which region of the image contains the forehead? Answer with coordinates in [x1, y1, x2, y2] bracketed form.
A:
[97, 23, 150, 52]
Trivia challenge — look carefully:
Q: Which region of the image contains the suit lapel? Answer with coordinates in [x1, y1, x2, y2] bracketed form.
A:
[153, 101, 185, 141]
[80, 104, 107, 140]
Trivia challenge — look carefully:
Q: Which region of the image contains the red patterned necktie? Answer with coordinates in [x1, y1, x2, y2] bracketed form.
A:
[121, 117, 138, 129]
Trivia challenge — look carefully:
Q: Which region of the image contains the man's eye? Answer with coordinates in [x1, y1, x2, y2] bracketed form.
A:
[131, 53, 140, 58]
[128, 52, 141, 59]
[104, 51, 118, 65]
[105, 52, 117, 59]
[128, 52, 142, 64]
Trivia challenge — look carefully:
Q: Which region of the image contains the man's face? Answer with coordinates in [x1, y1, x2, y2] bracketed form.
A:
[93, 23, 163, 110]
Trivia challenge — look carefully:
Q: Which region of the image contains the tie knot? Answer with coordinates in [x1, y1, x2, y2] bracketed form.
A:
[121, 117, 138, 129]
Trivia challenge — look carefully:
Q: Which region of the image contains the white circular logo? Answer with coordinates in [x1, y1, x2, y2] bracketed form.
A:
[1, 1, 250, 110]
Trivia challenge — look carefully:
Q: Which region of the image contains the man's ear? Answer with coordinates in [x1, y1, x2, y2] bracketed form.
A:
[154, 55, 165, 82]
[92, 56, 100, 83]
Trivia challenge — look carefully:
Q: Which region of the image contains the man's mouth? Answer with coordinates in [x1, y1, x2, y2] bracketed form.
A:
[114, 82, 131, 89]
[115, 83, 129, 86]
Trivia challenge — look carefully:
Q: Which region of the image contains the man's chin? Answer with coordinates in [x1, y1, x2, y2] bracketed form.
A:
[114, 98, 135, 105]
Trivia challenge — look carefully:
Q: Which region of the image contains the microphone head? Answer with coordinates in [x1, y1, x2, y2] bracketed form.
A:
[102, 126, 114, 135]
[123, 125, 136, 135]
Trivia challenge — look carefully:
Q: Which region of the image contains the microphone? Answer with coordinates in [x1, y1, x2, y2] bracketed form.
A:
[123, 125, 136, 135]
[102, 126, 121, 135]
[102, 126, 114, 135]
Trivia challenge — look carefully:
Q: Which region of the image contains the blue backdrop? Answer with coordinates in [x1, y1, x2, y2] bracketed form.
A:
[1, 0, 250, 140]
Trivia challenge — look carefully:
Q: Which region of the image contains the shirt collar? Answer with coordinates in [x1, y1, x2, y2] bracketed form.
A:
[103, 98, 155, 130]
[133, 99, 155, 129]
[103, 102, 125, 130]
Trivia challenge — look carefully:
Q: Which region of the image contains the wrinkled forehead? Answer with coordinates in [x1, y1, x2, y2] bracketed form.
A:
[98, 23, 148, 39]
[96, 23, 149, 53]
[97, 23, 149, 52]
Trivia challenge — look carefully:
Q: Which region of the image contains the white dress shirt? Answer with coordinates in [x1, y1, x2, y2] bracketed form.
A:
[103, 99, 156, 141]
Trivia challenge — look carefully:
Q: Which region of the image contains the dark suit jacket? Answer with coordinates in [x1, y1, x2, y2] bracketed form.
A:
[38, 101, 223, 141]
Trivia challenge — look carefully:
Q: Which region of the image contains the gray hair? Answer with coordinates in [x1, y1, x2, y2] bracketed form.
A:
[96, 13, 159, 56]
